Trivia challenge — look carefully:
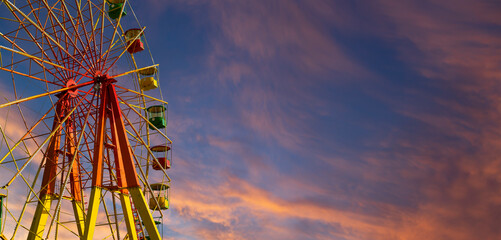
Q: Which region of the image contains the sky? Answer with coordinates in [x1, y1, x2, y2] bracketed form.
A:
[2, 0, 501, 239]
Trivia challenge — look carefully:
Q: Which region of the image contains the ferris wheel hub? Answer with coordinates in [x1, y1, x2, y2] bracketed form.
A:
[92, 73, 117, 92]
[92, 72, 115, 83]
[65, 79, 78, 97]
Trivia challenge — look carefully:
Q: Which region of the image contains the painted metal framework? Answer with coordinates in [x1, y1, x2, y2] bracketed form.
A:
[0, 0, 172, 239]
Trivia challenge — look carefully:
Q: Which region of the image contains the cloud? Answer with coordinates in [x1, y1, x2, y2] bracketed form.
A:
[194, 1, 374, 155]
[169, 173, 397, 240]
[209, 1, 369, 76]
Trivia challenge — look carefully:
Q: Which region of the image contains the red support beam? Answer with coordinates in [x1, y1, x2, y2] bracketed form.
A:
[107, 83, 140, 188]
[39, 97, 66, 196]
[91, 83, 108, 187]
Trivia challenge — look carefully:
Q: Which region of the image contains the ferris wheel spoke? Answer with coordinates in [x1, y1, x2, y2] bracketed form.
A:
[87, 0, 101, 37]
[0, 33, 67, 82]
[2, 0, 93, 76]
[2, 5, 70, 81]
[79, 0, 107, 67]
[0, 44, 91, 80]
[83, 0, 101, 69]
[98, 0, 106, 68]
[0, 99, 58, 166]
[35, 1, 90, 78]
[115, 85, 168, 106]
[102, 27, 145, 76]
[111, 64, 158, 79]
[0, 44, 66, 75]
[0, 79, 94, 109]
[0, 15, 19, 23]
[1, 88, 93, 189]
[11, 153, 45, 239]
[0, 66, 62, 85]
[35, 4, 73, 80]
[39, 0, 97, 74]
[62, 0, 96, 56]
[68, 0, 100, 70]
[0, 33, 33, 43]
[80, 0, 116, 71]
[101, 0, 128, 70]
[88, 3, 121, 70]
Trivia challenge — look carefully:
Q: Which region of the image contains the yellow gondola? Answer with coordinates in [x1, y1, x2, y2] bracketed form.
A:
[149, 183, 169, 210]
[139, 66, 158, 91]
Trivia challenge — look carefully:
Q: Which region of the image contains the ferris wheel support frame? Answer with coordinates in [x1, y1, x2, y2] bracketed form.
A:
[83, 78, 160, 240]
[24, 77, 161, 239]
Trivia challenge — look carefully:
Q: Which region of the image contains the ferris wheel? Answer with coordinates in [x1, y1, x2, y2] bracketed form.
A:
[0, 0, 172, 239]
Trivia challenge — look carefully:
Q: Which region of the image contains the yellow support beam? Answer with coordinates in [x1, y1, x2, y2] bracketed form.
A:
[27, 195, 52, 240]
[120, 193, 138, 240]
[71, 200, 86, 237]
[130, 187, 160, 240]
[83, 187, 102, 240]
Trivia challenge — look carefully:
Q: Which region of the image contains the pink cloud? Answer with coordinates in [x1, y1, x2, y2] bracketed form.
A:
[208, 1, 369, 77]
[170, 173, 406, 240]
